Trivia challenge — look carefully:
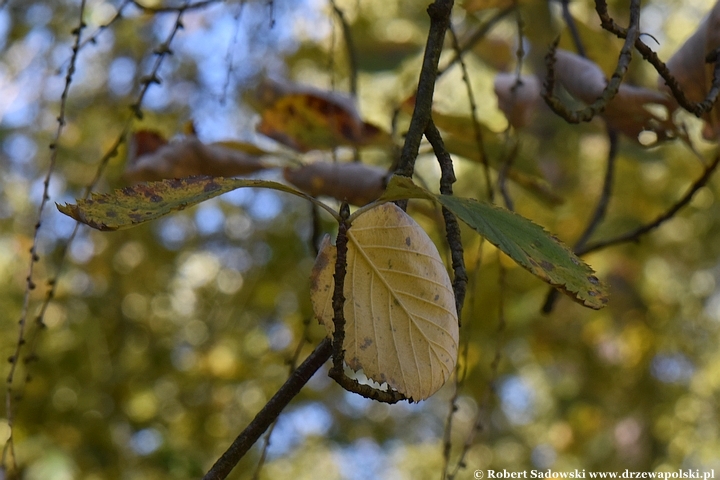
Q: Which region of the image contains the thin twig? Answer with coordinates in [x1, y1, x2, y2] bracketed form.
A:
[425, 120, 468, 322]
[437, 6, 514, 78]
[541, 0, 641, 124]
[3, 6, 192, 473]
[202, 338, 333, 480]
[448, 24, 493, 201]
[330, 0, 358, 98]
[579, 155, 720, 256]
[448, 252, 506, 480]
[220, 1, 247, 105]
[541, 128, 618, 314]
[2, 2, 87, 474]
[595, 0, 720, 117]
[559, 0, 586, 58]
[251, 318, 313, 480]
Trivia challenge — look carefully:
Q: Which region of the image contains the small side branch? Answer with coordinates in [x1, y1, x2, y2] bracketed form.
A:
[541, 0, 641, 124]
[327, 204, 408, 403]
[579, 155, 720, 256]
[595, 0, 720, 117]
[425, 120, 468, 322]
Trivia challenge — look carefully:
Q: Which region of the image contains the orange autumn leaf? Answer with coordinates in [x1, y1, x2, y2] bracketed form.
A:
[660, 0, 720, 140]
[252, 78, 392, 153]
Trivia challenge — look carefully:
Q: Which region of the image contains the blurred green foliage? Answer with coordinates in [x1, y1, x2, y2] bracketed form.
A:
[1, 0, 720, 479]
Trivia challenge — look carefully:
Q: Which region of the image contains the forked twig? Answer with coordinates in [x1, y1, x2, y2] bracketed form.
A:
[541, 0, 641, 124]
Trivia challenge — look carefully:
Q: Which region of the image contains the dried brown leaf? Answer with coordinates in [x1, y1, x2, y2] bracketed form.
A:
[125, 134, 268, 182]
[660, 0, 720, 140]
[283, 162, 387, 206]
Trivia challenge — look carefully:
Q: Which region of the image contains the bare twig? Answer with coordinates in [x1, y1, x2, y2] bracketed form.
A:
[425, 120, 468, 322]
[447, 251, 506, 480]
[220, 1, 247, 105]
[3, 5, 192, 474]
[251, 318, 313, 480]
[2, 2, 87, 474]
[202, 338, 333, 480]
[559, 0, 586, 58]
[541, 0, 641, 124]
[437, 6, 515, 78]
[330, 0, 358, 98]
[595, 0, 720, 118]
[448, 24, 493, 201]
[579, 155, 720, 256]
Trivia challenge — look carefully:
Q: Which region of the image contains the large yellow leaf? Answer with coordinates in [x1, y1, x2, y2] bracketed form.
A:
[310, 203, 459, 401]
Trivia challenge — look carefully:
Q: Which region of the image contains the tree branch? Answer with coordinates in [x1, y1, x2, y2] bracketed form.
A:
[395, 0, 454, 178]
[595, 0, 720, 118]
[578, 155, 720, 256]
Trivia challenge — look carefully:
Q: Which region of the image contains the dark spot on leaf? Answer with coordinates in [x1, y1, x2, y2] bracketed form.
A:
[405, 236, 411, 247]
[204, 181, 220, 192]
[540, 260, 555, 271]
[150, 195, 163, 202]
[359, 337, 373, 350]
[588, 275, 599, 285]
[106, 210, 117, 218]
[434, 294, 439, 301]
[122, 187, 137, 196]
[587, 291, 597, 297]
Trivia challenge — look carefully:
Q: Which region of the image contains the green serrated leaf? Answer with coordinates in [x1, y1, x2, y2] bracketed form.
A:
[57, 176, 338, 231]
[435, 195, 607, 309]
[380, 176, 607, 309]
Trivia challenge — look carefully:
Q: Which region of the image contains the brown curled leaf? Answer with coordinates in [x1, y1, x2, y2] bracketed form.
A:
[660, 0, 720, 140]
[283, 162, 388, 206]
[125, 132, 269, 182]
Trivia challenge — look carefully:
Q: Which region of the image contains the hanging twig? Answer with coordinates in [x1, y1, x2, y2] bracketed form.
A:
[330, 0, 358, 98]
[2, 2, 88, 475]
[437, 6, 515, 78]
[579, 155, 720, 256]
[425, 120, 468, 322]
[541, 0, 641, 124]
[595, 0, 720, 118]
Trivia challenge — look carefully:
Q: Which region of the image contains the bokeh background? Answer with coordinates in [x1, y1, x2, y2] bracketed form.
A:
[1, 0, 720, 478]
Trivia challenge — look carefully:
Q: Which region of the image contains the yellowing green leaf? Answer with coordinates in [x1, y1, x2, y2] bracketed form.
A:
[57, 176, 337, 231]
[310, 203, 459, 401]
[380, 177, 608, 309]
